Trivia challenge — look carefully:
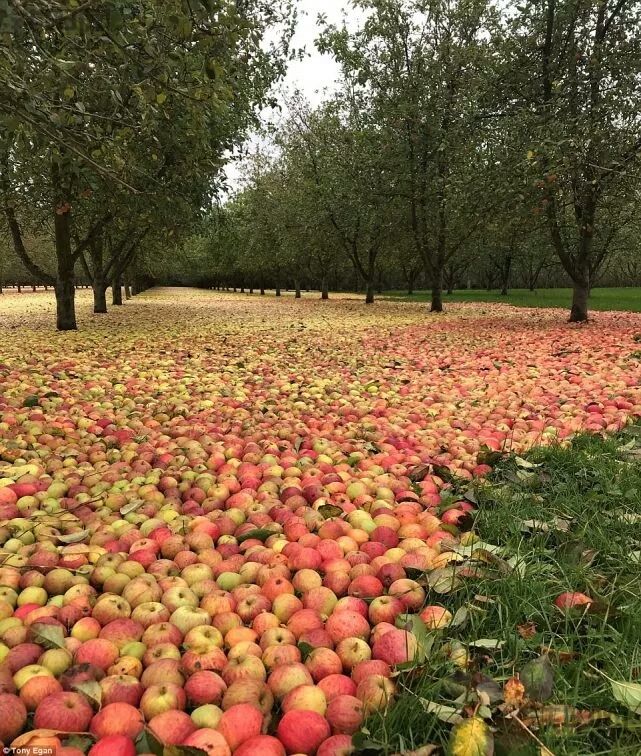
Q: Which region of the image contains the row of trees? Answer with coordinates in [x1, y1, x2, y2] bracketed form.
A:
[0, 0, 293, 329]
[199, 0, 641, 322]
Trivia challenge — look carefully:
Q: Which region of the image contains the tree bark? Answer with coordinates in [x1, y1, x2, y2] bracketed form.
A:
[112, 275, 123, 305]
[260, 285, 265, 295]
[430, 266, 444, 313]
[53, 213, 77, 330]
[294, 280, 301, 298]
[365, 280, 375, 304]
[321, 275, 329, 300]
[500, 255, 512, 296]
[90, 236, 107, 313]
[275, 285, 281, 297]
[124, 282, 132, 299]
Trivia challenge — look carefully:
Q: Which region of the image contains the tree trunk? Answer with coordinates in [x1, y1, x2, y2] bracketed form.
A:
[569, 279, 589, 322]
[260, 285, 265, 295]
[52, 210, 76, 328]
[93, 285, 107, 313]
[124, 282, 132, 299]
[249, 287, 254, 294]
[112, 275, 123, 305]
[17, 283, 21, 293]
[430, 267, 443, 313]
[275, 284, 281, 297]
[500, 255, 512, 296]
[365, 280, 375, 304]
[90, 236, 107, 313]
[294, 280, 301, 298]
[321, 276, 329, 300]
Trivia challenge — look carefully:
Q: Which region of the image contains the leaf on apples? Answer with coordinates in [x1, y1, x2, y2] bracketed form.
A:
[318, 504, 343, 519]
[236, 528, 273, 544]
[428, 567, 463, 594]
[31, 622, 66, 650]
[447, 716, 494, 756]
[71, 680, 102, 709]
[164, 747, 208, 756]
[57, 530, 91, 544]
[120, 500, 144, 515]
[520, 654, 554, 702]
[137, 729, 164, 756]
[64, 735, 94, 752]
[298, 642, 314, 662]
[23, 395, 40, 407]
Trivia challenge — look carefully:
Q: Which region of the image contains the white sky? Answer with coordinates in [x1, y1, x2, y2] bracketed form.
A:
[224, 0, 359, 190]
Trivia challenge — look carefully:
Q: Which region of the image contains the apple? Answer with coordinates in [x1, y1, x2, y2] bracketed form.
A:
[222, 679, 274, 714]
[282, 683, 327, 715]
[140, 682, 186, 719]
[554, 592, 592, 611]
[317, 734, 354, 756]
[185, 670, 227, 706]
[305, 647, 343, 681]
[88, 735, 136, 756]
[90, 701, 145, 739]
[217, 702, 263, 751]
[372, 628, 419, 666]
[336, 637, 371, 670]
[147, 709, 196, 745]
[234, 735, 285, 756]
[0, 693, 27, 742]
[356, 675, 396, 713]
[99, 674, 143, 706]
[182, 728, 231, 756]
[191, 704, 224, 728]
[34, 691, 93, 732]
[276, 709, 331, 754]
[326, 694, 364, 734]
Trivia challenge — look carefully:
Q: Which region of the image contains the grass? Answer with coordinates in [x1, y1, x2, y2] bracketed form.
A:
[383, 287, 641, 312]
[360, 430, 641, 755]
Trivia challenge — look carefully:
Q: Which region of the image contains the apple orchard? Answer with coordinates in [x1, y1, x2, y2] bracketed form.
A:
[0, 289, 641, 756]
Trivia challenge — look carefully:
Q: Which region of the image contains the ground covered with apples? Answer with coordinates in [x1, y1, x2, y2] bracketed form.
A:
[1, 289, 641, 756]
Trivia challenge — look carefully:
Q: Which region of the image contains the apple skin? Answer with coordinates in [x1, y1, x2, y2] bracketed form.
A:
[325, 611, 370, 643]
[0, 693, 27, 743]
[318, 674, 357, 702]
[90, 702, 144, 739]
[184, 671, 227, 706]
[147, 709, 196, 745]
[182, 728, 231, 756]
[372, 628, 419, 666]
[356, 675, 396, 713]
[554, 592, 592, 611]
[34, 691, 93, 732]
[19, 675, 63, 711]
[98, 674, 143, 706]
[216, 703, 264, 751]
[326, 694, 364, 735]
[282, 683, 327, 715]
[267, 662, 313, 700]
[191, 704, 223, 728]
[419, 605, 453, 629]
[234, 735, 286, 756]
[276, 709, 331, 755]
[140, 682, 187, 719]
[88, 735, 137, 756]
[317, 733, 354, 756]
[221, 679, 274, 714]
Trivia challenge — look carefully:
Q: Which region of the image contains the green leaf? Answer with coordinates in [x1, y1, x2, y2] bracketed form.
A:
[298, 642, 314, 662]
[164, 747, 208, 756]
[520, 655, 554, 702]
[137, 729, 164, 756]
[236, 528, 274, 544]
[607, 677, 641, 715]
[420, 699, 464, 724]
[71, 680, 102, 708]
[23, 395, 39, 407]
[31, 623, 66, 650]
[395, 613, 434, 662]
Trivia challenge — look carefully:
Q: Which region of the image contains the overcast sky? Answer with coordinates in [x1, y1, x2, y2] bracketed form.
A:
[224, 0, 358, 189]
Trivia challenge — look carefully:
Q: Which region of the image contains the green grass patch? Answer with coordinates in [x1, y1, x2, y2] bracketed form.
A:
[358, 431, 641, 755]
[383, 287, 641, 313]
